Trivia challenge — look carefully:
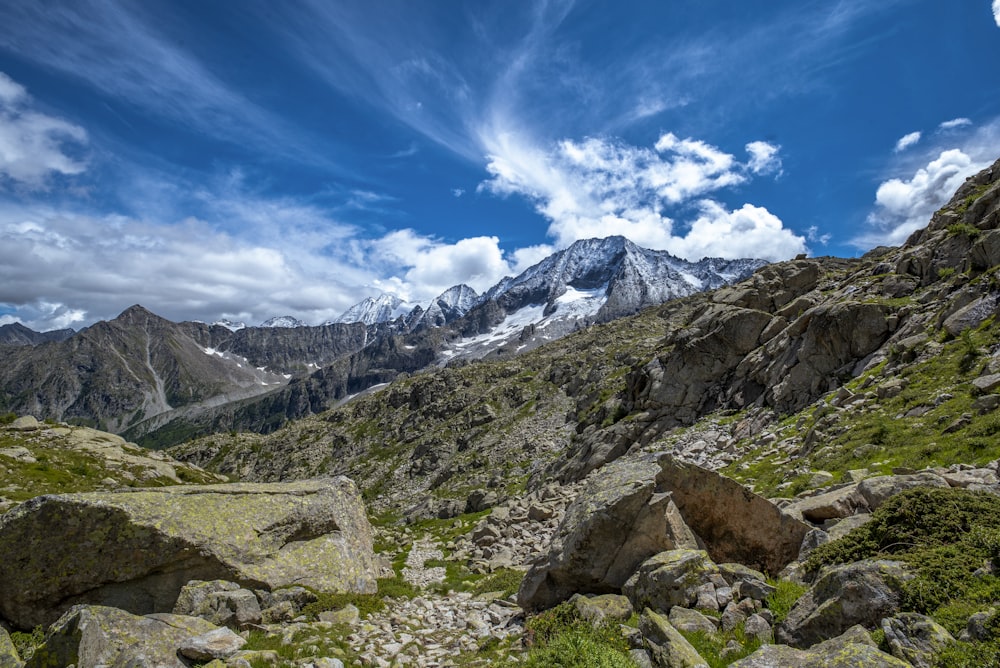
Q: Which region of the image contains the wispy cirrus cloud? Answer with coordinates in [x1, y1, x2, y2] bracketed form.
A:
[0, 1, 331, 167]
[894, 131, 922, 152]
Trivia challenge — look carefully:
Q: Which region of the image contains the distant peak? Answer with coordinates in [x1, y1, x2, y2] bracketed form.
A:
[259, 315, 306, 328]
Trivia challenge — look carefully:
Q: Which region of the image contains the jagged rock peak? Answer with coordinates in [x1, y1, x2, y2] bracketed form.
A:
[331, 294, 409, 326]
[415, 284, 480, 329]
[259, 315, 306, 328]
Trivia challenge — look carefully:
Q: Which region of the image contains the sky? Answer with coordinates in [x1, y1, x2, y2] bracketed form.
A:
[2, 1, 1000, 331]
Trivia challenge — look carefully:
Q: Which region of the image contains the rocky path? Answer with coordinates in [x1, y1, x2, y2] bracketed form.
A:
[346, 538, 523, 667]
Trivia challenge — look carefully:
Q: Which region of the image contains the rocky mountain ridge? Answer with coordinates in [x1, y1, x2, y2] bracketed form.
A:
[0, 239, 762, 449]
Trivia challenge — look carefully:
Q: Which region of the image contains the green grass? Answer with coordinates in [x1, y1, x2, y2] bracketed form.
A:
[806, 488, 1000, 641]
[518, 602, 637, 668]
[300, 575, 420, 621]
[765, 579, 808, 625]
[680, 626, 764, 668]
[725, 320, 1000, 497]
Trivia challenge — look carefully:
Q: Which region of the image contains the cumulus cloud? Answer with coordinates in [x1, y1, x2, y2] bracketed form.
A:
[663, 202, 806, 261]
[860, 149, 984, 246]
[0, 72, 88, 187]
[939, 118, 972, 131]
[479, 131, 803, 261]
[994, 0, 1000, 28]
[365, 230, 512, 299]
[894, 131, 921, 152]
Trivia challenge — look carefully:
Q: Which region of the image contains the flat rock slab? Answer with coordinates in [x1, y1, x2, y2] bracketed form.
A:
[0, 478, 377, 629]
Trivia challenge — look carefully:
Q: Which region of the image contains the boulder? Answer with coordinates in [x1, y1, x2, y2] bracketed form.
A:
[881, 612, 954, 668]
[518, 455, 698, 610]
[776, 560, 912, 648]
[0, 478, 377, 629]
[783, 485, 867, 523]
[178, 626, 247, 662]
[652, 456, 811, 575]
[172, 580, 262, 629]
[518, 453, 810, 611]
[730, 643, 910, 667]
[856, 473, 949, 511]
[668, 607, 718, 635]
[639, 609, 709, 668]
[570, 593, 634, 625]
[624, 550, 720, 614]
[24, 605, 218, 668]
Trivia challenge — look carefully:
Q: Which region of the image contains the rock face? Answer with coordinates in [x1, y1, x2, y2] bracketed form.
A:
[518, 453, 810, 610]
[0, 478, 377, 629]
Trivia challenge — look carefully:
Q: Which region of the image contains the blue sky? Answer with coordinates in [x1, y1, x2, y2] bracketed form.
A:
[2, 0, 1000, 330]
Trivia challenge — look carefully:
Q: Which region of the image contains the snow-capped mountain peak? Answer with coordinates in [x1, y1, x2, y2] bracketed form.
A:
[259, 315, 306, 328]
[412, 284, 480, 329]
[212, 319, 247, 332]
[330, 294, 410, 326]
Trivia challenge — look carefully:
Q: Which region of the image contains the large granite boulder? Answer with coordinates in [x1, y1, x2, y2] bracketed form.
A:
[0, 478, 377, 629]
[776, 560, 913, 648]
[518, 455, 699, 610]
[25, 605, 219, 668]
[639, 609, 709, 668]
[518, 453, 810, 610]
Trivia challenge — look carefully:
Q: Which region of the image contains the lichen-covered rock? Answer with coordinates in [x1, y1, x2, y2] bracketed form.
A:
[0, 478, 377, 629]
[639, 609, 709, 668]
[624, 550, 720, 614]
[25, 605, 218, 668]
[881, 612, 954, 668]
[731, 624, 912, 666]
[570, 593, 634, 625]
[776, 560, 913, 649]
[0, 626, 19, 668]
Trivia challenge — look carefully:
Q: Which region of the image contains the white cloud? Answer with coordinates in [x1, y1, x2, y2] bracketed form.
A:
[452, 188, 465, 198]
[861, 149, 984, 246]
[365, 230, 512, 299]
[939, 117, 972, 130]
[479, 130, 803, 261]
[807, 225, 832, 246]
[0, 72, 88, 187]
[745, 141, 782, 175]
[663, 202, 806, 261]
[894, 131, 921, 153]
[994, 0, 1000, 28]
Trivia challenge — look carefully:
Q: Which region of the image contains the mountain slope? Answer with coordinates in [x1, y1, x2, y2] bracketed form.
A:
[0, 322, 75, 346]
[169, 158, 1000, 521]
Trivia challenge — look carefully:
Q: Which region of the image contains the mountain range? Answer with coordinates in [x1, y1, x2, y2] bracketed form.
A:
[0, 237, 764, 447]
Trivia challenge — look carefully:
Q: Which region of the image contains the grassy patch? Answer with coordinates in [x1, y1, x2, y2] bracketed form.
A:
[520, 602, 636, 668]
[300, 575, 420, 621]
[680, 626, 763, 668]
[765, 579, 808, 625]
[805, 488, 1000, 639]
